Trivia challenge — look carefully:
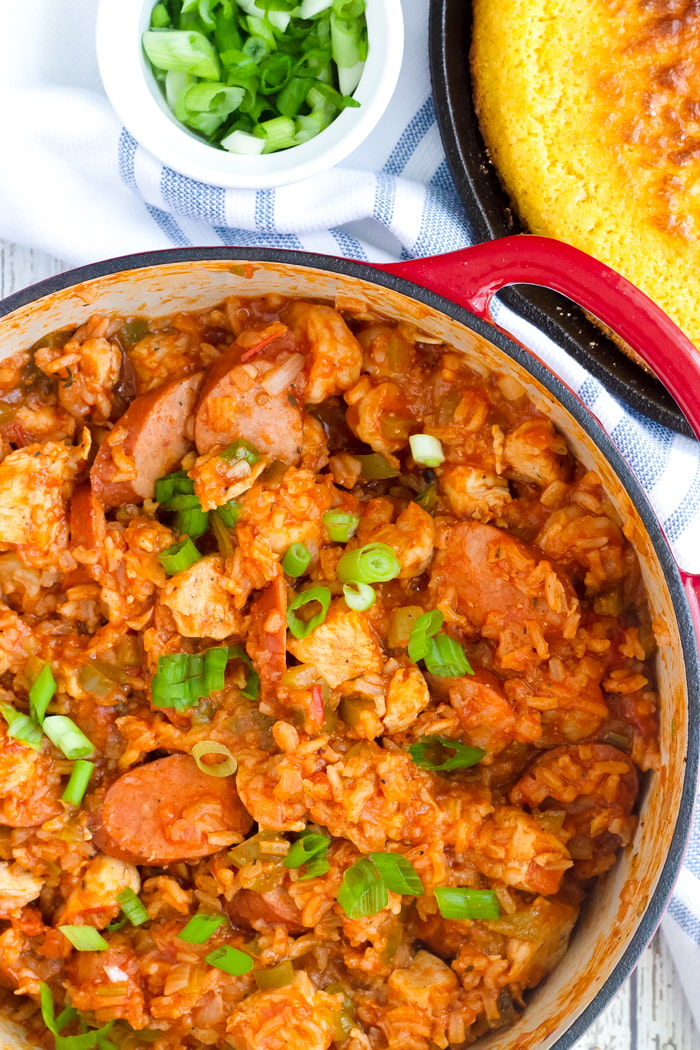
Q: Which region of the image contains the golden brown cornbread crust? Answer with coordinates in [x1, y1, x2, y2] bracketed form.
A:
[471, 0, 700, 354]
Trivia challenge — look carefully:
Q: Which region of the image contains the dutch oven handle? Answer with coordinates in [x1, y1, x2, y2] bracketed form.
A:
[374, 233, 700, 637]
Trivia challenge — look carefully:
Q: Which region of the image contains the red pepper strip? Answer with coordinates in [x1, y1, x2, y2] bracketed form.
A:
[239, 322, 288, 361]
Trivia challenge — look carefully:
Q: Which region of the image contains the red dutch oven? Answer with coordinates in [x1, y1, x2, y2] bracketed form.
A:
[0, 235, 698, 1050]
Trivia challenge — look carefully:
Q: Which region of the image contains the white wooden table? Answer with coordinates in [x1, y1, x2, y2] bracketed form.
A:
[0, 237, 696, 1050]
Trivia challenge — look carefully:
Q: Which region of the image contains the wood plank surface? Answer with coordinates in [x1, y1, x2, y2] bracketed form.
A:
[0, 236, 696, 1050]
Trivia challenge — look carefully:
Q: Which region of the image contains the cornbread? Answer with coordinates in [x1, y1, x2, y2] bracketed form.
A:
[471, 0, 700, 353]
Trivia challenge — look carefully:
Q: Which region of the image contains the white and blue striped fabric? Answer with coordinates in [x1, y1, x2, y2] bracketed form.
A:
[0, 0, 698, 1031]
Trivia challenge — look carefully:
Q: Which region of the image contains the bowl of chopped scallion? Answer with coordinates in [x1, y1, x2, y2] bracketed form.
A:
[96, 0, 404, 188]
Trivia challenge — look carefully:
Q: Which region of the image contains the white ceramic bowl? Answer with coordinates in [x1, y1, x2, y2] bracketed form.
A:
[96, 0, 404, 189]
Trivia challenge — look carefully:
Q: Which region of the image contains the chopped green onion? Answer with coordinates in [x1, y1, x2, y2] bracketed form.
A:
[407, 609, 444, 663]
[323, 510, 360, 543]
[40, 982, 115, 1049]
[158, 536, 201, 575]
[29, 662, 57, 724]
[281, 543, 311, 577]
[61, 760, 95, 806]
[337, 858, 389, 919]
[254, 959, 295, 989]
[155, 470, 195, 503]
[219, 438, 260, 465]
[227, 644, 260, 700]
[202, 646, 229, 693]
[355, 453, 400, 479]
[423, 633, 473, 678]
[298, 852, 330, 879]
[285, 831, 330, 870]
[143, 29, 221, 79]
[178, 912, 227, 944]
[205, 945, 254, 975]
[221, 128, 266, 154]
[336, 543, 401, 585]
[330, 0, 367, 95]
[368, 853, 423, 896]
[116, 888, 149, 927]
[214, 499, 240, 528]
[408, 434, 445, 468]
[408, 735, 486, 772]
[42, 716, 94, 760]
[175, 502, 210, 540]
[434, 887, 501, 921]
[58, 925, 108, 952]
[342, 581, 375, 611]
[192, 739, 238, 777]
[287, 585, 332, 639]
[0, 702, 43, 751]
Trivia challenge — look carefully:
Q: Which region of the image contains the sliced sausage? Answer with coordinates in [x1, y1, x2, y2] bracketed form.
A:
[91, 372, 203, 507]
[430, 521, 579, 637]
[194, 349, 303, 463]
[70, 481, 107, 551]
[246, 574, 287, 701]
[225, 886, 307, 933]
[93, 753, 252, 865]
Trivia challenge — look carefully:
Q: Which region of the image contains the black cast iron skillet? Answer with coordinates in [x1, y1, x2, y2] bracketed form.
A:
[428, 0, 693, 437]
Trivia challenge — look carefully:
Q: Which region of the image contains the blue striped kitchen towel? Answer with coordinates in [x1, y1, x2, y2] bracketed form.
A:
[0, 0, 698, 1033]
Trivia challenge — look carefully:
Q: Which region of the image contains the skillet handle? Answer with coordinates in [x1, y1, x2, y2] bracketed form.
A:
[376, 234, 700, 443]
[376, 233, 700, 627]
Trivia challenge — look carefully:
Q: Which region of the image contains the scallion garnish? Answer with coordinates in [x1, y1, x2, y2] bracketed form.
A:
[205, 944, 254, 975]
[407, 609, 443, 663]
[285, 830, 330, 878]
[58, 925, 109, 952]
[323, 510, 360, 543]
[142, 0, 367, 154]
[423, 633, 473, 678]
[29, 662, 57, 724]
[158, 536, 202, 575]
[116, 888, 150, 927]
[202, 646, 229, 694]
[407, 735, 486, 772]
[219, 438, 261, 465]
[286, 585, 332, 639]
[0, 701, 43, 751]
[61, 760, 95, 807]
[152, 644, 254, 710]
[336, 543, 401, 585]
[408, 433, 445, 468]
[281, 543, 312, 577]
[368, 852, 424, 897]
[434, 887, 501, 921]
[155, 469, 195, 503]
[214, 499, 240, 528]
[191, 739, 238, 777]
[342, 581, 375, 611]
[337, 853, 423, 918]
[42, 716, 95, 760]
[178, 912, 227, 944]
[337, 857, 388, 919]
[40, 982, 115, 1049]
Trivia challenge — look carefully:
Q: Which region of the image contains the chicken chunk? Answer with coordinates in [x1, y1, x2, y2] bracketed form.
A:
[159, 554, 244, 640]
[0, 441, 84, 568]
[506, 896, 579, 990]
[226, 971, 343, 1050]
[56, 855, 141, 928]
[383, 665, 431, 734]
[467, 806, 573, 895]
[387, 950, 458, 1012]
[35, 334, 122, 422]
[283, 301, 363, 404]
[287, 600, 384, 689]
[0, 863, 44, 919]
[0, 727, 62, 827]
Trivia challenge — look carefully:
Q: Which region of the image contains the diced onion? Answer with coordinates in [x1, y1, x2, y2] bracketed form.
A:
[191, 740, 238, 778]
[260, 353, 304, 395]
